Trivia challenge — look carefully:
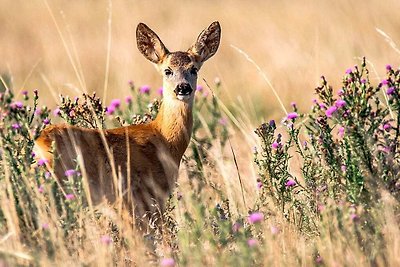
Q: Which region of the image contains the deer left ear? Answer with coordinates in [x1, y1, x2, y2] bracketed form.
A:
[188, 21, 221, 63]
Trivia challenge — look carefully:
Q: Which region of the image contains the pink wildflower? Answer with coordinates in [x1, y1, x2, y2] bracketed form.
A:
[139, 85, 150, 94]
[65, 194, 75, 200]
[270, 226, 279, 235]
[285, 179, 296, 187]
[100, 235, 112, 245]
[325, 106, 338, 118]
[37, 158, 48, 166]
[64, 169, 76, 177]
[287, 112, 298, 120]
[338, 126, 345, 138]
[247, 239, 258, 247]
[248, 212, 264, 224]
[335, 99, 346, 108]
[157, 87, 164, 95]
[160, 258, 175, 267]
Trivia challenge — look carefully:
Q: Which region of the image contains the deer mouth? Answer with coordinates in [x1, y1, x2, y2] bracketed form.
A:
[174, 84, 193, 100]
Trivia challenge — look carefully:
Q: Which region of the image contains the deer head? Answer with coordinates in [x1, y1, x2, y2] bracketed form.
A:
[136, 21, 221, 105]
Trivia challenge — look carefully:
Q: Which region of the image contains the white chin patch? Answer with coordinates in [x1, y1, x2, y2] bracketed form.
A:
[177, 95, 191, 101]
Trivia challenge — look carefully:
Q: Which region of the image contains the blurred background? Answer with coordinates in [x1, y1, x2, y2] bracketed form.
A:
[1, 0, 400, 119]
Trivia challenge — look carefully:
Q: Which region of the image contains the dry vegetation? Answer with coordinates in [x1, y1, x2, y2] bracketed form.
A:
[1, 0, 400, 266]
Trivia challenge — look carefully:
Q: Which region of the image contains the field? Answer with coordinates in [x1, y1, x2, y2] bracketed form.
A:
[1, 0, 400, 266]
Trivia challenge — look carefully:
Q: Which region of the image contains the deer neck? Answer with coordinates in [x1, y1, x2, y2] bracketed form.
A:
[153, 96, 194, 160]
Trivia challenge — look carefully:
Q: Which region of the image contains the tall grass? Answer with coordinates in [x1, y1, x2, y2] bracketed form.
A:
[0, 60, 399, 266]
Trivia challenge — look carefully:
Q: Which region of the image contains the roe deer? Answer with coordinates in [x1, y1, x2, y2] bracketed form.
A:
[34, 21, 221, 228]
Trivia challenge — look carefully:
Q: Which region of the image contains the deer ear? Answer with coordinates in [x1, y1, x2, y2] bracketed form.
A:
[136, 23, 169, 64]
[188, 21, 221, 63]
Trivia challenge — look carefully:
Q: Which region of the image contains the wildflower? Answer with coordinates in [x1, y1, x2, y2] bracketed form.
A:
[350, 213, 359, 222]
[43, 118, 50, 125]
[139, 85, 150, 94]
[64, 169, 76, 177]
[338, 126, 345, 138]
[125, 96, 132, 104]
[53, 107, 61, 116]
[232, 222, 241, 233]
[312, 98, 318, 104]
[160, 258, 175, 267]
[316, 255, 323, 264]
[218, 117, 227, 126]
[38, 185, 44, 193]
[317, 204, 325, 213]
[287, 112, 298, 120]
[196, 85, 203, 91]
[65, 194, 75, 200]
[345, 68, 352, 74]
[386, 64, 392, 71]
[100, 235, 112, 245]
[341, 165, 347, 173]
[319, 103, 326, 109]
[337, 90, 344, 96]
[270, 226, 279, 235]
[128, 80, 134, 88]
[269, 120, 276, 128]
[106, 105, 115, 115]
[290, 102, 297, 109]
[248, 212, 264, 224]
[69, 109, 75, 118]
[386, 87, 395, 95]
[110, 99, 121, 108]
[157, 87, 164, 95]
[325, 106, 337, 118]
[10, 101, 23, 109]
[22, 90, 28, 96]
[35, 108, 42, 115]
[285, 179, 296, 187]
[271, 141, 281, 150]
[360, 79, 366, 84]
[383, 123, 391, 132]
[247, 239, 258, 247]
[11, 123, 21, 130]
[45, 172, 51, 179]
[42, 223, 49, 230]
[37, 158, 48, 166]
[257, 181, 263, 189]
[335, 99, 346, 108]
[381, 79, 389, 86]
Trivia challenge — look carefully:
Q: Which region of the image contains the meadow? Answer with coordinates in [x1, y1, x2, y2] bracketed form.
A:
[1, 0, 400, 266]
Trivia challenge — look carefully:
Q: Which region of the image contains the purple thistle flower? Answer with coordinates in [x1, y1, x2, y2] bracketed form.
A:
[22, 90, 28, 96]
[232, 222, 241, 233]
[11, 123, 21, 130]
[269, 120, 276, 128]
[248, 212, 264, 224]
[271, 141, 281, 150]
[341, 165, 347, 173]
[386, 87, 395, 95]
[335, 99, 346, 108]
[381, 79, 389, 86]
[69, 110, 75, 118]
[257, 181, 263, 189]
[100, 235, 112, 245]
[10, 101, 24, 109]
[42, 223, 49, 230]
[64, 169, 76, 177]
[106, 105, 115, 115]
[325, 106, 338, 118]
[65, 194, 75, 200]
[361, 79, 366, 84]
[218, 117, 228, 126]
[383, 123, 391, 132]
[285, 179, 296, 187]
[386, 64, 392, 71]
[270, 226, 279, 235]
[128, 80, 134, 88]
[110, 99, 121, 108]
[350, 213, 359, 222]
[125, 96, 132, 104]
[139, 85, 150, 94]
[345, 68, 352, 74]
[287, 112, 298, 120]
[319, 103, 326, 109]
[290, 101, 297, 108]
[43, 118, 50, 125]
[247, 239, 258, 247]
[337, 90, 344, 96]
[53, 107, 61, 116]
[157, 87, 164, 95]
[338, 126, 345, 138]
[35, 108, 42, 115]
[160, 258, 175, 267]
[38, 185, 44, 194]
[37, 158, 48, 166]
[316, 255, 323, 264]
[196, 85, 203, 92]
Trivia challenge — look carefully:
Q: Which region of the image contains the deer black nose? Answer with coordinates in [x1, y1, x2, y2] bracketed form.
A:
[174, 83, 193, 96]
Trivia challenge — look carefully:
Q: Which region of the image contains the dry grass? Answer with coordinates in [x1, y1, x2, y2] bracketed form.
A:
[1, 0, 400, 118]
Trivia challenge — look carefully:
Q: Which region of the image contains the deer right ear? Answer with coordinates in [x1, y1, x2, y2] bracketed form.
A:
[136, 23, 169, 64]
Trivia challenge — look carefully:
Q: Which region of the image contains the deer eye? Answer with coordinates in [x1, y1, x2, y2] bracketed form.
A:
[164, 69, 173, 76]
[190, 68, 198, 75]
